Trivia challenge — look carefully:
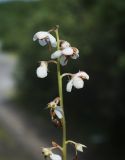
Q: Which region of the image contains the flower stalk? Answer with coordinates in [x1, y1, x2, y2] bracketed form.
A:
[55, 27, 67, 160]
[33, 26, 89, 160]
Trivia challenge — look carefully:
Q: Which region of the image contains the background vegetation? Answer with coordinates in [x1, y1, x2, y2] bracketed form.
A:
[0, 0, 125, 159]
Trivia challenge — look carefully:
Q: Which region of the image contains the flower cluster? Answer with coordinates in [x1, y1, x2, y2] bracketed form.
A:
[33, 26, 89, 160]
[34, 30, 89, 92]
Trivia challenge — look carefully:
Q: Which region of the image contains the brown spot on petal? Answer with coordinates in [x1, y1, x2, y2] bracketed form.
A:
[52, 141, 58, 147]
[73, 155, 78, 160]
[50, 108, 62, 128]
[50, 109, 56, 120]
[52, 118, 62, 128]
[72, 47, 79, 54]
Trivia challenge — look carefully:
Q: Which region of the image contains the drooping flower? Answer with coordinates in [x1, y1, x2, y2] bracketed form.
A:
[51, 47, 79, 66]
[36, 61, 48, 78]
[75, 143, 87, 152]
[36, 60, 57, 78]
[42, 147, 62, 160]
[65, 71, 89, 92]
[33, 31, 57, 47]
[66, 140, 87, 159]
[47, 97, 63, 127]
[66, 140, 87, 152]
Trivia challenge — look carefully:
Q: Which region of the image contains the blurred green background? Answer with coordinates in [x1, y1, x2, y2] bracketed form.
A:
[0, 0, 125, 160]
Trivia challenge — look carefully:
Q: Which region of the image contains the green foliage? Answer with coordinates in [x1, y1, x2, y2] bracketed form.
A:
[0, 1, 125, 158]
[0, 0, 125, 115]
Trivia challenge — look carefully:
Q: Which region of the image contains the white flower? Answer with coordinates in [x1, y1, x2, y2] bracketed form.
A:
[50, 153, 62, 160]
[75, 143, 87, 152]
[42, 148, 52, 157]
[36, 61, 48, 78]
[42, 148, 62, 160]
[66, 140, 87, 153]
[48, 97, 63, 120]
[33, 31, 57, 47]
[51, 47, 79, 66]
[66, 71, 89, 92]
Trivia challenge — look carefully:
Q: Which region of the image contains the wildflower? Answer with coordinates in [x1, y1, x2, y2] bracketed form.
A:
[64, 71, 89, 92]
[36, 61, 48, 78]
[75, 143, 87, 152]
[66, 140, 87, 159]
[42, 147, 52, 157]
[51, 47, 79, 66]
[36, 60, 57, 78]
[66, 140, 87, 152]
[42, 147, 62, 160]
[33, 31, 57, 47]
[48, 97, 63, 119]
[47, 97, 63, 127]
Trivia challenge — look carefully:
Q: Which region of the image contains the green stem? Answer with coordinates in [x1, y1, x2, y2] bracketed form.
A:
[55, 27, 67, 160]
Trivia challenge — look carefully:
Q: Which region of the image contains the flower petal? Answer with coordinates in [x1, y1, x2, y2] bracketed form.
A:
[36, 66, 47, 78]
[39, 39, 47, 46]
[73, 77, 84, 89]
[48, 33, 57, 47]
[55, 106, 63, 119]
[33, 31, 48, 41]
[36, 62, 48, 78]
[62, 47, 73, 56]
[76, 143, 87, 152]
[60, 40, 70, 49]
[51, 50, 62, 59]
[66, 79, 73, 92]
[50, 153, 62, 160]
[76, 71, 89, 80]
[60, 55, 68, 66]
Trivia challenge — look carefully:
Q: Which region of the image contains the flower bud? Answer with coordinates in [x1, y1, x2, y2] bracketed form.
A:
[36, 61, 48, 78]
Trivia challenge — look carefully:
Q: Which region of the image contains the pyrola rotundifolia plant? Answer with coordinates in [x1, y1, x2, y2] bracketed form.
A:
[33, 25, 89, 160]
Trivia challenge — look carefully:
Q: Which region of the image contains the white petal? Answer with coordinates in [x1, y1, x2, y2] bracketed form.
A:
[36, 62, 48, 78]
[51, 50, 62, 59]
[76, 143, 87, 152]
[36, 66, 47, 78]
[33, 31, 48, 41]
[50, 153, 62, 160]
[55, 106, 63, 119]
[62, 47, 73, 56]
[48, 33, 57, 47]
[76, 71, 89, 80]
[60, 55, 68, 66]
[39, 39, 47, 46]
[42, 148, 52, 156]
[66, 79, 73, 92]
[73, 77, 84, 89]
[61, 41, 70, 49]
